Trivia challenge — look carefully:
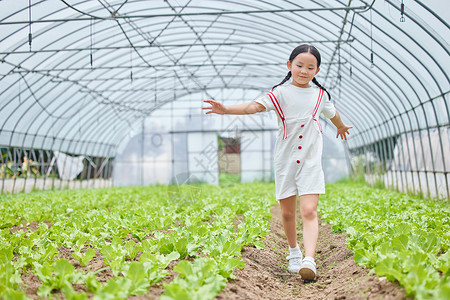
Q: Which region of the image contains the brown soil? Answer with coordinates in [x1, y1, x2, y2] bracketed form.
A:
[216, 205, 410, 300]
[19, 204, 410, 299]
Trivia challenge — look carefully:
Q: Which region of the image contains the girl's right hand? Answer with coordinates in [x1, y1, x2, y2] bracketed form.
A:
[203, 100, 228, 115]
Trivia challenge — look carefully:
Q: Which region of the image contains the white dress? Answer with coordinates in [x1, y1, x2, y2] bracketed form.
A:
[255, 84, 336, 200]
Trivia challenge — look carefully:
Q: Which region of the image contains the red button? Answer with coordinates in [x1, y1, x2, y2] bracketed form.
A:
[298, 146, 302, 150]
[301, 124, 305, 127]
[299, 135, 303, 139]
[296, 160, 300, 164]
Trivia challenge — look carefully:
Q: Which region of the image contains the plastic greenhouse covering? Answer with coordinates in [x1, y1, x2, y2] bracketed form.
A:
[0, 0, 448, 199]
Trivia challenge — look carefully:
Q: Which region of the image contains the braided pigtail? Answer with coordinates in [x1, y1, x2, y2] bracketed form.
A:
[272, 71, 292, 91]
[312, 77, 331, 101]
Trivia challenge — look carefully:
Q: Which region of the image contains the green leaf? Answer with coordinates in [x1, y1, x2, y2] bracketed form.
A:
[54, 259, 75, 277]
[174, 260, 194, 278]
[36, 284, 53, 298]
[160, 282, 190, 300]
[38, 243, 59, 263]
[85, 272, 99, 293]
[354, 247, 372, 267]
[217, 257, 245, 279]
[253, 240, 265, 250]
[391, 234, 409, 252]
[93, 277, 132, 299]
[1, 289, 30, 300]
[437, 276, 450, 300]
[121, 261, 151, 295]
[80, 248, 96, 267]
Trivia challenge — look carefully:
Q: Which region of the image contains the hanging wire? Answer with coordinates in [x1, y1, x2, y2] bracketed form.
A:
[400, 0, 406, 22]
[155, 70, 158, 103]
[19, 76, 22, 103]
[90, 18, 94, 67]
[60, 0, 106, 19]
[28, 0, 32, 51]
[130, 47, 133, 83]
[338, 45, 342, 81]
[19, 73, 73, 119]
[338, 45, 342, 100]
[370, 8, 374, 68]
[349, 42, 353, 77]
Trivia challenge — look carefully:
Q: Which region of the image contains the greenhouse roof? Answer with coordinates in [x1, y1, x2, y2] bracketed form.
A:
[0, 0, 448, 157]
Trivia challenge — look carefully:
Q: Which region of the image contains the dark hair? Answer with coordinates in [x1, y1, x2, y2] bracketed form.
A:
[272, 44, 331, 100]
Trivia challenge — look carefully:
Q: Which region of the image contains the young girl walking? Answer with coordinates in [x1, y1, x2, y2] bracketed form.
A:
[203, 44, 352, 281]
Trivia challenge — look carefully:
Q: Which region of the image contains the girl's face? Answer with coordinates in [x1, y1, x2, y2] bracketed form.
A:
[287, 52, 320, 88]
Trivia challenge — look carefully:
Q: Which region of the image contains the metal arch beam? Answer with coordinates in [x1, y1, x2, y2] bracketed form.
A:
[1, 72, 121, 158]
[102, 43, 404, 154]
[8, 61, 347, 72]
[0, 60, 146, 115]
[0, 0, 442, 105]
[1, 66, 284, 155]
[2, 1, 351, 85]
[59, 14, 404, 145]
[330, 0, 446, 127]
[252, 0, 409, 120]
[267, 2, 418, 123]
[85, 84, 271, 153]
[0, 5, 369, 25]
[1, 2, 446, 152]
[1, 1, 446, 197]
[2, 11, 334, 121]
[61, 3, 352, 104]
[339, 1, 449, 195]
[0, 68, 137, 158]
[387, 0, 449, 57]
[336, 38, 432, 195]
[356, 2, 448, 105]
[2, 7, 338, 150]
[109, 3, 217, 101]
[3, 16, 344, 76]
[0, 39, 353, 55]
[0, 35, 398, 150]
[162, 2, 228, 87]
[0, 9, 390, 130]
[364, 2, 450, 194]
[339, 0, 449, 187]
[1, 1, 350, 116]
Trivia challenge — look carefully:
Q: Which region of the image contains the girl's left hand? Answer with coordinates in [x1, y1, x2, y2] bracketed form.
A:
[336, 125, 353, 140]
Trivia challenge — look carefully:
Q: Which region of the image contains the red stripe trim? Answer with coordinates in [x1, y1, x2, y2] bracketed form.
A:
[267, 92, 287, 140]
[312, 89, 324, 117]
[315, 119, 323, 133]
[268, 92, 285, 119]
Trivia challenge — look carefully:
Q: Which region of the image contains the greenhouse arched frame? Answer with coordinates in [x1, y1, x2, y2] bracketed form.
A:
[0, 0, 448, 199]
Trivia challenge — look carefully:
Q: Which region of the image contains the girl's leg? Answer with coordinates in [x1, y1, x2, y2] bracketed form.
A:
[279, 195, 298, 248]
[299, 194, 319, 258]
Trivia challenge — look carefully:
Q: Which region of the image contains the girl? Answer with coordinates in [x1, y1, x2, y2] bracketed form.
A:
[203, 44, 352, 281]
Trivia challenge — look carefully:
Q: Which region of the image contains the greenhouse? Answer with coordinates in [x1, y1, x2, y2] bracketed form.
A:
[0, 0, 448, 299]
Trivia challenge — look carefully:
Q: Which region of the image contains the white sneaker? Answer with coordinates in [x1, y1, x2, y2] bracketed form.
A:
[286, 252, 303, 273]
[299, 257, 316, 281]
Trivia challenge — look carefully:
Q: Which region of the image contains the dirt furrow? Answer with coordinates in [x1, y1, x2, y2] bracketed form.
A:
[216, 205, 409, 300]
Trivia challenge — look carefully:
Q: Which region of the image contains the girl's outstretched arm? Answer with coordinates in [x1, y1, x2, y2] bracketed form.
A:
[330, 110, 353, 140]
[203, 100, 265, 115]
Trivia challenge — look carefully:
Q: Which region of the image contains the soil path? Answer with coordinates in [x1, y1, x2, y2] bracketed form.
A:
[216, 205, 409, 300]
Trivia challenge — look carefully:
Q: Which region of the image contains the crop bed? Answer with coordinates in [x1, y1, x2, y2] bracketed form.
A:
[1, 183, 275, 299]
[1, 181, 448, 299]
[320, 181, 449, 299]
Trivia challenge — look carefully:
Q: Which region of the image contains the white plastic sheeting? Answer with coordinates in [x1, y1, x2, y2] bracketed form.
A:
[240, 131, 273, 183]
[53, 151, 85, 180]
[187, 132, 219, 185]
[392, 129, 450, 172]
